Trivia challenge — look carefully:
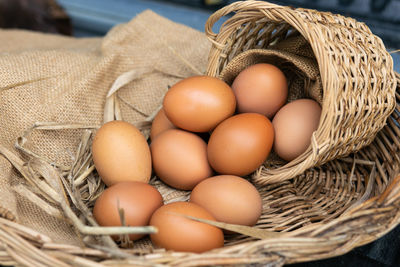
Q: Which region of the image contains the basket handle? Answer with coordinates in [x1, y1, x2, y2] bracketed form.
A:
[205, 0, 284, 44]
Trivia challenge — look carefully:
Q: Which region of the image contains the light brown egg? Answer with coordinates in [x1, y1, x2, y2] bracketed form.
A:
[272, 98, 322, 161]
[190, 175, 262, 227]
[149, 201, 224, 253]
[163, 75, 236, 132]
[150, 129, 213, 190]
[232, 63, 288, 118]
[92, 120, 152, 186]
[207, 113, 274, 176]
[93, 181, 163, 241]
[150, 108, 177, 140]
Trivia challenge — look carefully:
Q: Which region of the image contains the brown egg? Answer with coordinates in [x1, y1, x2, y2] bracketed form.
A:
[150, 129, 213, 190]
[92, 120, 152, 186]
[149, 201, 224, 252]
[207, 113, 274, 176]
[93, 181, 163, 241]
[232, 63, 288, 118]
[163, 75, 236, 132]
[150, 108, 176, 140]
[190, 175, 262, 226]
[272, 98, 322, 161]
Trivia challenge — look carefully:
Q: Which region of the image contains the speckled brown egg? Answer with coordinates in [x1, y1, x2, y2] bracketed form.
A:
[272, 98, 322, 161]
[92, 120, 152, 186]
[190, 175, 262, 226]
[232, 63, 288, 118]
[207, 113, 274, 176]
[163, 75, 236, 132]
[150, 108, 177, 140]
[93, 181, 163, 241]
[150, 129, 213, 190]
[149, 201, 224, 253]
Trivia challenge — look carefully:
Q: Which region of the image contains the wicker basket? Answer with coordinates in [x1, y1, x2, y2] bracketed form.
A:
[205, 0, 397, 185]
[1, 1, 400, 267]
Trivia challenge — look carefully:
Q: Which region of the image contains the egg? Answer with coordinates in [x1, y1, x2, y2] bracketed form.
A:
[93, 181, 163, 241]
[207, 113, 274, 176]
[150, 108, 177, 140]
[149, 201, 224, 253]
[163, 75, 236, 132]
[92, 120, 152, 186]
[190, 175, 262, 226]
[232, 63, 288, 118]
[150, 129, 213, 190]
[272, 98, 322, 161]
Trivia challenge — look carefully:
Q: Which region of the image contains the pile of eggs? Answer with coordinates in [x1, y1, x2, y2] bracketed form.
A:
[91, 63, 322, 253]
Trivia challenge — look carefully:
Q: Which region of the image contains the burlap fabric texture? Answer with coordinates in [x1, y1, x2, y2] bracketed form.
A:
[0, 10, 210, 245]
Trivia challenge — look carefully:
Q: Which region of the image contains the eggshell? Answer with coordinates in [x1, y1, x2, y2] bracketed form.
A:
[150, 129, 213, 190]
[190, 175, 262, 226]
[92, 121, 152, 186]
[150, 108, 176, 140]
[272, 98, 322, 161]
[207, 113, 274, 176]
[149, 201, 224, 253]
[232, 63, 288, 118]
[163, 75, 236, 132]
[93, 181, 163, 241]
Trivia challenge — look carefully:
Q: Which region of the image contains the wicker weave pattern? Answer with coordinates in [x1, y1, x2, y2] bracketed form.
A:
[205, 1, 397, 184]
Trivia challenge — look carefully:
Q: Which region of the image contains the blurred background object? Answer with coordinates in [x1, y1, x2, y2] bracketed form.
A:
[53, 0, 400, 71]
[54, 0, 400, 47]
[0, 0, 398, 47]
[154, 0, 400, 47]
[3, 0, 396, 49]
[0, 0, 72, 35]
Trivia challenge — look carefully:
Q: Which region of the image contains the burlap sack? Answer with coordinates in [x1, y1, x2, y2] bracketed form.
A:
[0, 10, 210, 245]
